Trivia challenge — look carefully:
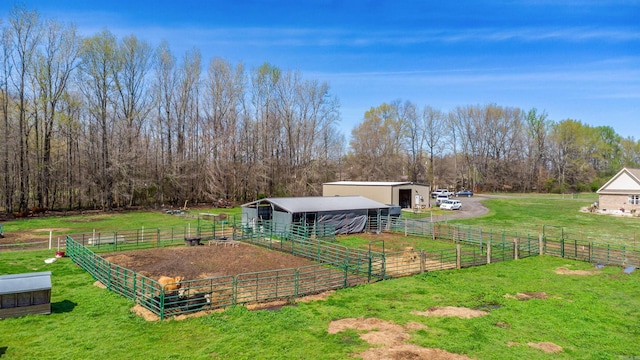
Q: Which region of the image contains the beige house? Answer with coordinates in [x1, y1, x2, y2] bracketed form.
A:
[322, 181, 430, 209]
[596, 168, 640, 213]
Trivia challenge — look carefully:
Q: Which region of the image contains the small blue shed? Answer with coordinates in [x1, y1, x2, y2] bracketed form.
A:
[0, 271, 52, 319]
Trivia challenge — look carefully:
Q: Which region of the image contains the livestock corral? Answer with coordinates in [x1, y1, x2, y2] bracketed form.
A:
[65, 216, 640, 321]
[66, 233, 375, 320]
[102, 244, 353, 319]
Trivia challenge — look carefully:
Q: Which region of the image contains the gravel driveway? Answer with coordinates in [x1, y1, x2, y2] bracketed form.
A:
[428, 195, 490, 220]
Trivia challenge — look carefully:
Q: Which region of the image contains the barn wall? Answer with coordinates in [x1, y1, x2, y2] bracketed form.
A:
[323, 183, 430, 208]
[242, 207, 258, 223]
[272, 211, 293, 226]
[323, 185, 393, 204]
[392, 184, 430, 208]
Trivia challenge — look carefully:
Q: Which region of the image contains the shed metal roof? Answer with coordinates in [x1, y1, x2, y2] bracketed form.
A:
[243, 196, 390, 213]
[323, 181, 413, 186]
[0, 271, 52, 295]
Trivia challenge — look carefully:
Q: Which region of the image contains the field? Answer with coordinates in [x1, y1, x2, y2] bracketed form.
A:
[1, 250, 639, 359]
[1, 196, 640, 359]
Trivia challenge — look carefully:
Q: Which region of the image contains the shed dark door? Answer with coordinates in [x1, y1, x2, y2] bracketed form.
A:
[399, 189, 411, 208]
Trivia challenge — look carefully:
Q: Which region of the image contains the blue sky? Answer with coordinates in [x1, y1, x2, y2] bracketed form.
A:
[2, 1, 639, 138]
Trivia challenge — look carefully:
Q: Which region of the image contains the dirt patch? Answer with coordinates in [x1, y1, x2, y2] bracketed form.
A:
[32, 228, 72, 233]
[411, 306, 489, 319]
[131, 304, 159, 321]
[555, 267, 600, 276]
[527, 342, 563, 353]
[329, 317, 472, 360]
[328, 317, 406, 335]
[504, 292, 548, 300]
[359, 345, 474, 360]
[102, 243, 323, 280]
[295, 290, 335, 303]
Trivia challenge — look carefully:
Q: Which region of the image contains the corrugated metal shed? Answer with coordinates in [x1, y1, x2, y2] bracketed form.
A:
[251, 196, 390, 213]
[241, 196, 392, 234]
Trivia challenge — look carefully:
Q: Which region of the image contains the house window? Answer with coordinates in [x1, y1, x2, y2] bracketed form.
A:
[629, 195, 640, 205]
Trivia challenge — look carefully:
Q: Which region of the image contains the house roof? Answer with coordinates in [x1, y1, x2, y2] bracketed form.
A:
[597, 168, 640, 194]
[242, 196, 390, 213]
[323, 181, 413, 186]
[0, 271, 52, 295]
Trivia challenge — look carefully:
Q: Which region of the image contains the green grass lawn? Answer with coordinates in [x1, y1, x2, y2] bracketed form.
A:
[450, 196, 640, 247]
[0, 251, 638, 359]
[1, 195, 640, 359]
[1, 207, 241, 238]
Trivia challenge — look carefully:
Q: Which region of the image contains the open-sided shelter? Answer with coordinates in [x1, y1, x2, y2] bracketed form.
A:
[241, 196, 392, 234]
[0, 271, 52, 319]
[597, 168, 640, 213]
[322, 181, 430, 209]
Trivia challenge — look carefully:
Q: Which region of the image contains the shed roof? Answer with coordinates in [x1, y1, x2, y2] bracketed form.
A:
[323, 181, 413, 186]
[0, 271, 52, 295]
[243, 196, 390, 213]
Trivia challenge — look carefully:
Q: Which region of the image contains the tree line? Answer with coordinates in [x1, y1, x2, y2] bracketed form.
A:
[1, 7, 639, 215]
[349, 101, 640, 193]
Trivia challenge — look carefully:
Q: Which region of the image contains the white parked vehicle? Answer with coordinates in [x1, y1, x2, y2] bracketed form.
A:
[435, 194, 450, 205]
[431, 189, 445, 198]
[440, 199, 462, 210]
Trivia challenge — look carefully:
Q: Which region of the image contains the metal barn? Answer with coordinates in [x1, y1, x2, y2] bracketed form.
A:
[322, 181, 430, 209]
[0, 271, 52, 319]
[241, 196, 392, 234]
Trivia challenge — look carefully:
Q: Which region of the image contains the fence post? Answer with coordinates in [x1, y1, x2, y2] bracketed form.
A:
[514, 238, 519, 260]
[486, 240, 491, 264]
[420, 249, 425, 273]
[539, 233, 543, 255]
[456, 244, 461, 269]
[343, 263, 348, 288]
[294, 269, 299, 298]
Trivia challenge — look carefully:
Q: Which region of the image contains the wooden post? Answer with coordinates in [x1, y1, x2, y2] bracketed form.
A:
[514, 238, 519, 260]
[456, 244, 461, 269]
[486, 240, 491, 264]
[539, 233, 543, 256]
[420, 249, 425, 274]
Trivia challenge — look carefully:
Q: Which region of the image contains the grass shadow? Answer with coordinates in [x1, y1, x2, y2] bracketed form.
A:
[51, 300, 77, 313]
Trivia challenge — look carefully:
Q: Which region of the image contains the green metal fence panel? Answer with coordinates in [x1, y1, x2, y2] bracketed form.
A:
[235, 268, 299, 304]
[384, 249, 421, 278]
[543, 238, 564, 258]
[296, 264, 344, 295]
[460, 246, 488, 268]
[590, 242, 640, 266]
[490, 239, 515, 263]
[517, 235, 539, 259]
[423, 249, 457, 271]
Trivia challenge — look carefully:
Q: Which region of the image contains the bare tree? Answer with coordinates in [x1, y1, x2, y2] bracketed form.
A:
[8, 6, 41, 214]
[78, 29, 118, 210]
[113, 34, 152, 206]
[33, 18, 79, 209]
[152, 40, 177, 204]
[348, 103, 404, 181]
[422, 106, 446, 186]
[0, 28, 14, 212]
